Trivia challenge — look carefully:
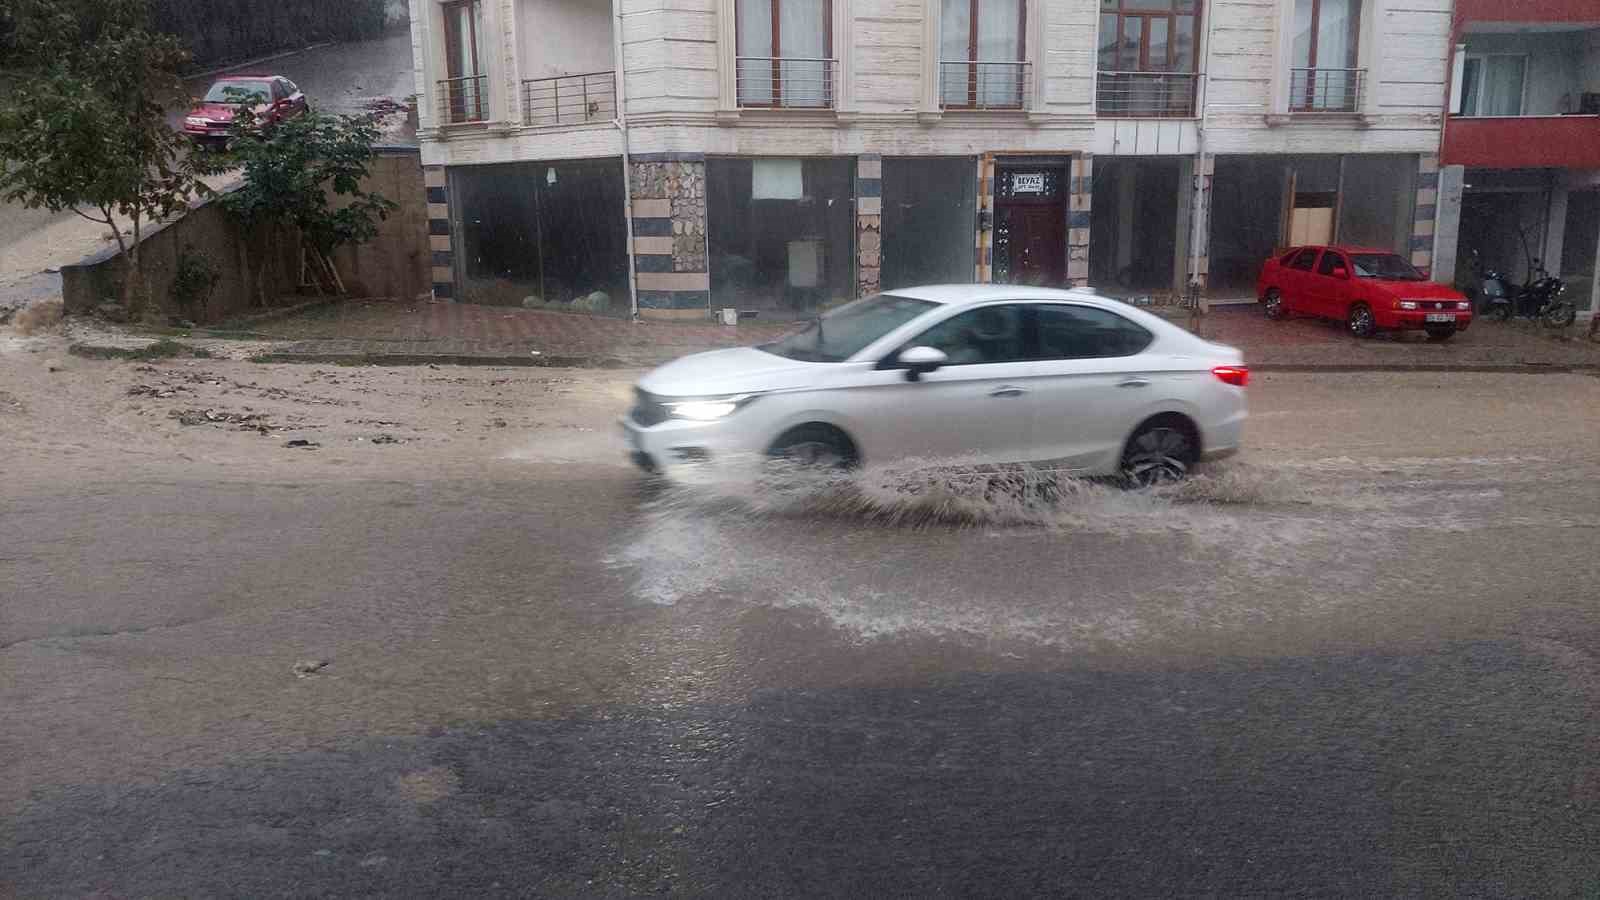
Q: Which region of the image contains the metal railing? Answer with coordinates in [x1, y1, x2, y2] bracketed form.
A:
[736, 57, 837, 109]
[1096, 71, 1199, 117]
[940, 60, 1031, 110]
[1289, 67, 1365, 113]
[437, 75, 488, 124]
[522, 71, 616, 126]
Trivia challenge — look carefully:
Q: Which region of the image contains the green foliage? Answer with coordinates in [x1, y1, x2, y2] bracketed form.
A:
[220, 108, 398, 258]
[171, 244, 221, 320]
[0, 0, 220, 313]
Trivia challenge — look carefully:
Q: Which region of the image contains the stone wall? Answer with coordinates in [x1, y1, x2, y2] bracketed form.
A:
[856, 155, 882, 297]
[630, 154, 710, 318]
[62, 149, 430, 323]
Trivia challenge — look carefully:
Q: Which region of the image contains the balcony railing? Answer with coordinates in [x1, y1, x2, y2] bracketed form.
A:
[940, 60, 1030, 110]
[1289, 67, 1365, 113]
[1096, 71, 1199, 118]
[736, 57, 836, 109]
[437, 75, 488, 124]
[522, 71, 616, 127]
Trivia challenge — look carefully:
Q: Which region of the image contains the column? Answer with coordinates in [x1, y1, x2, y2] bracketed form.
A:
[1191, 154, 1213, 291]
[1410, 154, 1439, 276]
[1068, 154, 1093, 287]
[1431, 164, 1465, 285]
[425, 166, 454, 300]
[630, 154, 710, 320]
[1544, 186, 1569, 276]
[856, 155, 882, 297]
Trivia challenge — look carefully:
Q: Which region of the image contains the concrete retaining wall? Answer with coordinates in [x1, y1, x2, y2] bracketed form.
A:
[62, 148, 429, 324]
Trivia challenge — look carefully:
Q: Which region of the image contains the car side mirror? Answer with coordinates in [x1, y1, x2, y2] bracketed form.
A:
[897, 346, 948, 382]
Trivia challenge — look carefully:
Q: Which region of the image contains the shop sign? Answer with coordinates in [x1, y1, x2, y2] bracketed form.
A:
[1012, 173, 1046, 194]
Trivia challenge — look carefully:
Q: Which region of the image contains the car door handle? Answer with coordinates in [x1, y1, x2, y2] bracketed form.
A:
[1117, 379, 1151, 389]
[989, 386, 1027, 398]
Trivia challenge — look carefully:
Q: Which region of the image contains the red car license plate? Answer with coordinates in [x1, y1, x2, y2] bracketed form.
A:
[1425, 313, 1456, 323]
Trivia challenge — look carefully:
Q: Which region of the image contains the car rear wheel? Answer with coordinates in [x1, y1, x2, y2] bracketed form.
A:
[1120, 418, 1197, 488]
[1263, 288, 1285, 320]
[1348, 303, 1377, 339]
[1425, 325, 1456, 342]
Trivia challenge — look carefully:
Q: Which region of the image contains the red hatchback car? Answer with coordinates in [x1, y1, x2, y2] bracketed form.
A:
[1257, 245, 1473, 340]
[182, 75, 308, 148]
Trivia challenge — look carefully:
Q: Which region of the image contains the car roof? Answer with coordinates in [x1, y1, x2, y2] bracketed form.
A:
[214, 74, 281, 82]
[883, 284, 1112, 306]
[1290, 245, 1399, 255]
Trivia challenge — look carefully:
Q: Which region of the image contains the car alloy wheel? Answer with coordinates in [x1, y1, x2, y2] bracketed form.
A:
[1348, 303, 1376, 338]
[1263, 289, 1284, 320]
[1121, 426, 1192, 488]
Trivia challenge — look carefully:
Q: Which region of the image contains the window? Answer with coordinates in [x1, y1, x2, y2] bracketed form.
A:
[905, 305, 1027, 365]
[761, 294, 937, 362]
[1290, 0, 1361, 112]
[1350, 253, 1424, 281]
[283, 79, 300, 96]
[737, 0, 833, 108]
[1034, 305, 1153, 359]
[1288, 248, 1319, 271]
[1316, 250, 1345, 275]
[203, 79, 272, 103]
[940, 0, 1027, 109]
[441, 0, 485, 123]
[1458, 55, 1526, 117]
[1096, 0, 1200, 116]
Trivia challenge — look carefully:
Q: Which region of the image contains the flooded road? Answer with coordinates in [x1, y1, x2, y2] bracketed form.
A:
[4, 369, 1600, 895]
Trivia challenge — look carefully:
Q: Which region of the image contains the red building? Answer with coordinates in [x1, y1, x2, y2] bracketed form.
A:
[1436, 0, 1600, 315]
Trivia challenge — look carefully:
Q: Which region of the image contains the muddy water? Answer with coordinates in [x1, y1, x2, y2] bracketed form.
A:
[606, 450, 1599, 668]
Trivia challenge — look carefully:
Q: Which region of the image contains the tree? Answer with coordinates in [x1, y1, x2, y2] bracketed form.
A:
[0, 0, 218, 316]
[219, 106, 398, 305]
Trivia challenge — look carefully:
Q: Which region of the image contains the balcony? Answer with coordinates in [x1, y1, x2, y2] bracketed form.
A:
[735, 57, 837, 109]
[939, 61, 1031, 111]
[1096, 71, 1199, 118]
[1288, 67, 1365, 113]
[1444, 115, 1600, 169]
[522, 71, 616, 127]
[437, 75, 489, 125]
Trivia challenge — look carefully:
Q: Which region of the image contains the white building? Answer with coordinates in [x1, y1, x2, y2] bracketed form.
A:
[409, 0, 1454, 317]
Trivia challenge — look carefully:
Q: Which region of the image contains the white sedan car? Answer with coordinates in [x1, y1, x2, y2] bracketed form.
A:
[622, 285, 1247, 485]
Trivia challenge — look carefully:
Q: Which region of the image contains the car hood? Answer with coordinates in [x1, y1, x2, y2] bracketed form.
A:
[637, 347, 838, 398]
[189, 103, 241, 121]
[1365, 279, 1465, 300]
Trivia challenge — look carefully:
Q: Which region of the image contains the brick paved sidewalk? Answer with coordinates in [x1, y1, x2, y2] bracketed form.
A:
[208, 297, 1600, 370]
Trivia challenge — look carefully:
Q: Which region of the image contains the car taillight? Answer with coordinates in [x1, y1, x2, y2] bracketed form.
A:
[1212, 365, 1249, 387]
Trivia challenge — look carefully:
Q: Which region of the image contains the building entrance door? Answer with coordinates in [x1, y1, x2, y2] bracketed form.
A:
[994, 166, 1067, 286]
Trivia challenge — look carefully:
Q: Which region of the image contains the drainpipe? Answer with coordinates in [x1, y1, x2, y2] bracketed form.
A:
[1188, 2, 1218, 300]
[612, 0, 639, 320]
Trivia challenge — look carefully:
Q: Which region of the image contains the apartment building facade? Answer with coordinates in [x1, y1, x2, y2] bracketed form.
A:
[1434, 0, 1599, 315]
[410, 0, 1455, 318]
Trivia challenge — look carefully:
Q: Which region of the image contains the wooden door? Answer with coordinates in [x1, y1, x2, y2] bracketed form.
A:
[1013, 206, 1066, 286]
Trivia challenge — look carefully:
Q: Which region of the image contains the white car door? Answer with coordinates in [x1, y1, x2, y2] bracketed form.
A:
[1023, 303, 1163, 472]
[847, 304, 1040, 464]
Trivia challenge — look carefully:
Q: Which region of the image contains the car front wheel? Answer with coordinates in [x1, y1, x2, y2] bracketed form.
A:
[1348, 303, 1377, 338]
[768, 424, 857, 469]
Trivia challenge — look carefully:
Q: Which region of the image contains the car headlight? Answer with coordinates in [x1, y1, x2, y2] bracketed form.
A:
[1398, 300, 1418, 310]
[665, 394, 757, 421]
[1457, 301, 1471, 310]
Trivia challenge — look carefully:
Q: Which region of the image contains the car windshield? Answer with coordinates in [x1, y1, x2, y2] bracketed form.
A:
[760, 294, 937, 362]
[1350, 253, 1425, 281]
[203, 80, 271, 103]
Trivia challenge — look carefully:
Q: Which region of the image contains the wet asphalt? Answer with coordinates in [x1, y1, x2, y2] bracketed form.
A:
[4, 373, 1600, 896]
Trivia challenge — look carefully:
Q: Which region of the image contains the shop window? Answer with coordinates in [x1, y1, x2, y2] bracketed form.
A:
[736, 0, 834, 108]
[881, 158, 976, 290]
[708, 157, 855, 316]
[1337, 155, 1414, 254]
[940, 0, 1027, 109]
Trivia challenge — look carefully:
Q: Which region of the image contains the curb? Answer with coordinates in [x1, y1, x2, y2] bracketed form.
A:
[1252, 363, 1600, 374]
[248, 351, 638, 369]
[183, 43, 335, 81]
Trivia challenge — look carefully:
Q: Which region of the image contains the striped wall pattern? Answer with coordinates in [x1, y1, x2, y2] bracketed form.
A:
[630, 153, 710, 318]
[1068, 154, 1093, 286]
[976, 155, 995, 282]
[1411, 153, 1440, 274]
[425, 166, 453, 300]
[856, 155, 883, 297]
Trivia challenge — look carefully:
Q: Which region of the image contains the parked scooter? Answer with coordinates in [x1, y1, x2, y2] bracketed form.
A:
[1472, 230, 1576, 328]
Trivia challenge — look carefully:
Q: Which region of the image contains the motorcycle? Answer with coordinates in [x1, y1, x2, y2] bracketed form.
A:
[1471, 232, 1577, 329]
